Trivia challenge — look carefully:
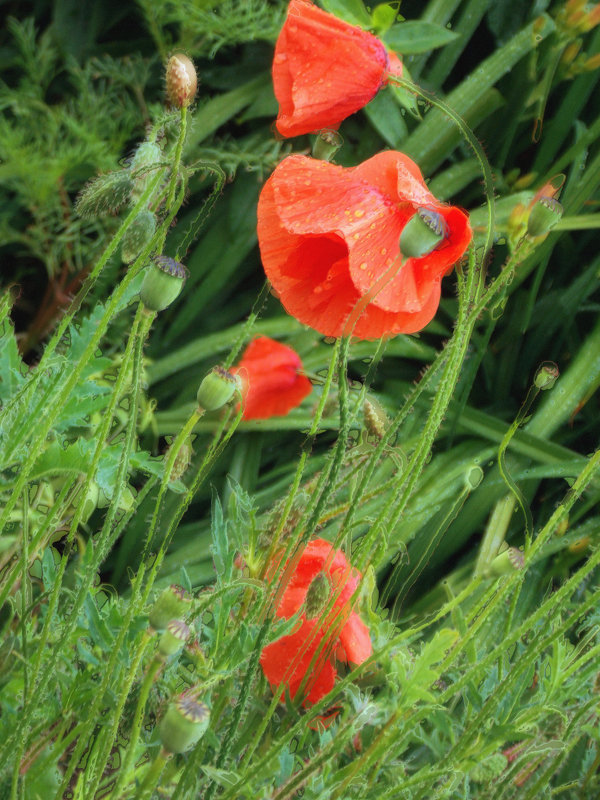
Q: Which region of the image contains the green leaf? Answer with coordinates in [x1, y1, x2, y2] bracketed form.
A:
[0, 315, 27, 404]
[383, 21, 459, 54]
[371, 3, 398, 35]
[320, 0, 372, 27]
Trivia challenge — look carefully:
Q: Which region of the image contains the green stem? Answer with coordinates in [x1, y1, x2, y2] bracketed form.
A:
[136, 749, 169, 800]
[166, 107, 187, 213]
[472, 494, 516, 577]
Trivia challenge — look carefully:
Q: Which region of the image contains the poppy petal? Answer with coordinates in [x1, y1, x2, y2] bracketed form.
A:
[339, 612, 373, 664]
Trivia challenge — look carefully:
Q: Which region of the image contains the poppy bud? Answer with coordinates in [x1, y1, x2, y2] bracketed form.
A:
[399, 208, 448, 259]
[196, 366, 240, 412]
[158, 619, 190, 657]
[75, 170, 133, 218]
[159, 695, 209, 754]
[140, 256, 188, 312]
[526, 196, 563, 238]
[489, 547, 524, 576]
[364, 397, 389, 440]
[305, 572, 330, 619]
[166, 54, 197, 109]
[166, 437, 193, 481]
[148, 585, 192, 632]
[312, 129, 343, 162]
[121, 210, 157, 264]
[130, 141, 163, 204]
[534, 362, 559, 391]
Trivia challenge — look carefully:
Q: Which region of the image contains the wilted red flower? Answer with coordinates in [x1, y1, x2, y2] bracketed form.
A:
[273, 0, 402, 137]
[257, 151, 472, 339]
[231, 336, 312, 420]
[260, 538, 372, 708]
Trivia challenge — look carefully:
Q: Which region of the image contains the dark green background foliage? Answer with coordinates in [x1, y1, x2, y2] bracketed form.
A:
[1, 0, 600, 797]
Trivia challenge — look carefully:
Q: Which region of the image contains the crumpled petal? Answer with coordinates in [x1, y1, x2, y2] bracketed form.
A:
[338, 612, 373, 664]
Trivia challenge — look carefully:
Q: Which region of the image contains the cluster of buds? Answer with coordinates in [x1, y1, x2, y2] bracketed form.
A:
[556, 0, 600, 35]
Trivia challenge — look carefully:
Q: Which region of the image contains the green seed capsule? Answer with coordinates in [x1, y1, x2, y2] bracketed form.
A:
[312, 129, 343, 162]
[148, 585, 192, 632]
[489, 547, 525, 576]
[527, 196, 563, 237]
[159, 695, 209, 754]
[399, 208, 448, 259]
[158, 619, 190, 657]
[196, 366, 240, 412]
[534, 362, 559, 391]
[140, 256, 188, 312]
[121, 210, 157, 264]
[305, 572, 330, 619]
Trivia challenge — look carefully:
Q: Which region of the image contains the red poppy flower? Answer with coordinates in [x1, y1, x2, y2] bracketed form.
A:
[231, 336, 312, 420]
[260, 538, 372, 708]
[257, 151, 472, 339]
[273, 0, 402, 137]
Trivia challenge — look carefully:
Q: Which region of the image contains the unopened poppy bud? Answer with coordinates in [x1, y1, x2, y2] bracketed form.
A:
[75, 170, 133, 218]
[121, 210, 157, 264]
[130, 141, 162, 203]
[364, 397, 389, 440]
[159, 694, 209, 754]
[166, 54, 197, 108]
[140, 256, 188, 312]
[534, 362, 559, 391]
[312, 129, 343, 162]
[148, 585, 192, 632]
[399, 208, 448, 259]
[489, 547, 524, 576]
[196, 366, 240, 412]
[527, 196, 563, 237]
[167, 437, 193, 481]
[305, 572, 330, 619]
[158, 619, 190, 657]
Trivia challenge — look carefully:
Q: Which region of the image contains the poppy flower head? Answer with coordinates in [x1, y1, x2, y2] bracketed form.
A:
[260, 538, 372, 709]
[231, 336, 312, 420]
[273, 0, 402, 137]
[257, 151, 472, 339]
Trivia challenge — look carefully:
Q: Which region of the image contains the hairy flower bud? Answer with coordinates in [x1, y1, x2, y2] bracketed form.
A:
[75, 170, 133, 218]
[130, 141, 163, 204]
[527, 196, 563, 238]
[121, 210, 157, 264]
[363, 397, 389, 440]
[158, 619, 190, 657]
[140, 256, 188, 312]
[159, 695, 209, 753]
[148, 585, 192, 632]
[196, 366, 240, 412]
[166, 54, 197, 108]
[399, 208, 448, 259]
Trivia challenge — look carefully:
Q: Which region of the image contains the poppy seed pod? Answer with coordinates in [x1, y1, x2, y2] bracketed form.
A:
[148, 585, 192, 632]
[158, 619, 191, 658]
[399, 209, 448, 259]
[159, 695, 209, 754]
[196, 366, 240, 412]
[489, 547, 525, 576]
[305, 572, 330, 619]
[534, 362, 559, 391]
[166, 54, 197, 108]
[527, 196, 563, 237]
[312, 129, 343, 162]
[140, 256, 188, 312]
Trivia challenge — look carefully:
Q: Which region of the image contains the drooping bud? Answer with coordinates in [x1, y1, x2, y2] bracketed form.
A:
[130, 141, 163, 204]
[312, 129, 343, 162]
[196, 366, 240, 412]
[364, 397, 389, 440]
[75, 170, 133, 218]
[489, 547, 525, 577]
[166, 437, 193, 482]
[534, 362, 559, 391]
[166, 54, 197, 109]
[159, 694, 209, 754]
[140, 256, 188, 312]
[399, 208, 448, 259]
[305, 572, 330, 619]
[526, 196, 563, 238]
[121, 210, 157, 264]
[158, 619, 190, 658]
[148, 585, 192, 632]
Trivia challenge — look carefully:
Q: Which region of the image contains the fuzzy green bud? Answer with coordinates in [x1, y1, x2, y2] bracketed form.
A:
[121, 210, 157, 264]
[167, 437, 193, 481]
[305, 572, 330, 619]
[158, 619, 190, 657]
[166, 54, 198, 109]
[534, 362, 559, 391]
[196, 366, 240, 412]
[75, 170, 133, 218]
[140, 256, 188, 312]
[148, 585, 192, 632]
[489, 547, 525, 577]
[312, 129, 343, 162]
[364, 397, 389, 440]
[399, 208, 448, 259]
[159, 695, 209, 754]
[527, 196, 563, 237]
[130, 141, 163, 204]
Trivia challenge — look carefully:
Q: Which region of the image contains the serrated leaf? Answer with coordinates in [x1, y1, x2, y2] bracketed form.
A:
[0, 316, 28, 404]
[320, 0, 372, 28]
[201, 766, 242, 791]
[384, 21, 459, 54]
[211, 490, 235, 584]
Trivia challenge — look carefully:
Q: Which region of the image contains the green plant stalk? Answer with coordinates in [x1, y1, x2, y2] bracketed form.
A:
[473, 494, 517, 577]
[0, 182, 186, 541]
[136, 748, 169, 800]
[166, 106, 187, 214]
[108, 653, 163, 800]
